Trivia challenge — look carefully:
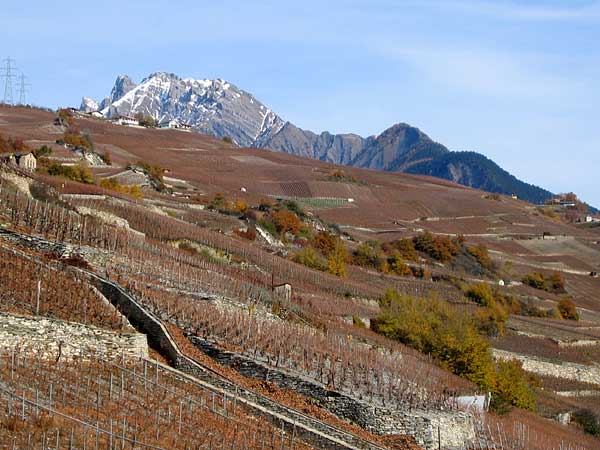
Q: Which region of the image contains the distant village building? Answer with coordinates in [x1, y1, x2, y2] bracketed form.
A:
[113, 115, 138, 126]
[159, 119, 192, 131]
[498, 279, 505, 287]
[159, 119, 181, 129]
[1, 152, 37, 171]
[273, 283, 292, 302]
[89, 111, 104, 119]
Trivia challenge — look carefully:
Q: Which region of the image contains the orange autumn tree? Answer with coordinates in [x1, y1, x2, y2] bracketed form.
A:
[272, 209, 301, 235]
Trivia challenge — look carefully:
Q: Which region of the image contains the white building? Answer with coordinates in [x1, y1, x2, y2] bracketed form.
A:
[114, 115, 138, 126]
[273, 283, 292, 302]
[159, 119, 181, 129]
[159, 119, 192, 131]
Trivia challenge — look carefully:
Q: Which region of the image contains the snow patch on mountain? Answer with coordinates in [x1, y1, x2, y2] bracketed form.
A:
[79, 97, 99, 113]
[85, 72, 285, 147]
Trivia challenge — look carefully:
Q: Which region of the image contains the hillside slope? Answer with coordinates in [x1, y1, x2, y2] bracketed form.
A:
[84, 73, 554, 204]
[2, 105, 600, 450]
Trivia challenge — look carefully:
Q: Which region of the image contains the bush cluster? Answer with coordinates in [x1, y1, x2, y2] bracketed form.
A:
[62, 131, 91, 149]
[413, 231, 463, 262]
[372, 289, 538, 412]
[135, 160, 164, 185]
[351, 239, 431, 278]
[522, 271, 566, 293]
[47, 163, 94, 184]
[573, 410, 600, 437]
[99, 178, 143, 198]
[467, 244, 495, 271]
[293, 231, 348, 277]
[327, 169, 359, 183]
[557, 297, 579, 320]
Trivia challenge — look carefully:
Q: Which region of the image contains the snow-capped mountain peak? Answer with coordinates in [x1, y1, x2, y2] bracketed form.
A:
[79, 97, 99, 113]
[84, 72, 284, 147]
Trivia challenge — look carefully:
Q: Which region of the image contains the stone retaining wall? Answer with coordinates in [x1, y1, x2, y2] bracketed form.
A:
[493, 349, 600, 385]
[190, 336, 476, 450]
[88, 274, 181, 364]
[0, 312, 148, 360]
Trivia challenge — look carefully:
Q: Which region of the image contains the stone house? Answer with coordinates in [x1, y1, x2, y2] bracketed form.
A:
[273, 283, 292, 301]
[1, 152, 37, 171]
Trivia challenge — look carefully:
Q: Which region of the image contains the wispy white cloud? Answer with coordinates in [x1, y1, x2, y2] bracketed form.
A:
[376, 43, 587, 102]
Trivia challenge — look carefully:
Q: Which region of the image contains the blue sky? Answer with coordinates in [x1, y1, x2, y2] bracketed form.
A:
[2, 0, 599, 206]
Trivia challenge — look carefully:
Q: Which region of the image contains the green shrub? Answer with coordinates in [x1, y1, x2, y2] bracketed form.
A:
[372, 289, 495, 389]
[293, 247, 327, 271]
[373, 289, 537, 410]
[390, 238, 418, 261]
[283, 199, 304, 216]
[47, 163, 94, 184]
[33, 145, 52, 158]
[522, 272, 547, 290]
[258, 218, 277, 237]
[353, 241, 384, 269]
[387, 252, 413, 276]
[352, 315, 366, 328]
[466, 283, 495, 306]
[573, 409, 600, 436]
[491, 360, 536, 413]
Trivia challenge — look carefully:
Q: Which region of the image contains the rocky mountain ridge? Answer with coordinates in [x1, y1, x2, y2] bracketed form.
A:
[82, 72, 553, 203]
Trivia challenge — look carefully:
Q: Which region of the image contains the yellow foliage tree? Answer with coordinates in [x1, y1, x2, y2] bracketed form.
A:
[328, 239, 348, 277]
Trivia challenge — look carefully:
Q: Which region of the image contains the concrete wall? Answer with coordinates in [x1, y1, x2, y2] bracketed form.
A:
[0, 312, 148, 360]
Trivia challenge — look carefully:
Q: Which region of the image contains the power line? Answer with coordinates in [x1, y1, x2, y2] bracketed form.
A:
[1, 57, 18, 105]
[17, 73, 30, 105]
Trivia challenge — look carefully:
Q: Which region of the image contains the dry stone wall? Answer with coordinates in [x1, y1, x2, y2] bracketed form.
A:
[493, 349, 600, 385]
[190, 336, 476, 450]
[0, 312, 148, 360]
